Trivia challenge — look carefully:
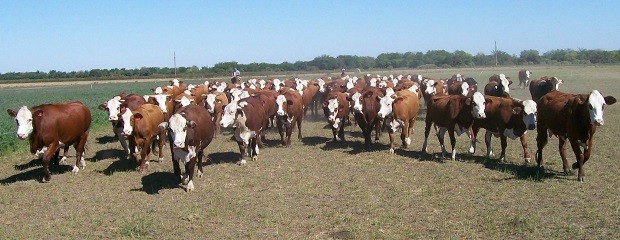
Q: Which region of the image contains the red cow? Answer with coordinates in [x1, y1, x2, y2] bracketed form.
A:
[323, 91, 350, 141]
[98, 93, 146, 156]
[7, 101, 91, 182]
[220, 96, 270, 166]
[378, 88, 421, 153]
[276, 88, 304, 147]
[120, 104, 167, 172]
[352, 87, 384, 149]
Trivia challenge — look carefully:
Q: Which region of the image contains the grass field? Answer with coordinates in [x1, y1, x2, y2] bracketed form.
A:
[0, 65, 619, 239]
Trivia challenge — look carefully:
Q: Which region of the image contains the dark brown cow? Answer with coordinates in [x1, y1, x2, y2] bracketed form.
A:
[323, 91, 350, 141]
[120, 103, 166, 172]
[472, 97, 537, 162]
[276, 88, 304, 147]
[164, 104, 214, 192]
[7, 101, 91, 182]
[529, 76, 564, 104]
[485, 74, 512, 98]
[98, 93, 146, 156]
[352, 87, 384, 149]
[300, 80, 320, 116]
[535, 90, 616, 182]
[518, 69, 531, 88]
[378, 88, 421, 153]
[220, 95, 270, 166]
[421, 92, 487, 160]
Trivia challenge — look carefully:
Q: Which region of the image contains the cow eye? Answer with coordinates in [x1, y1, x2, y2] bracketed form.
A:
[588, 104, 593, 110]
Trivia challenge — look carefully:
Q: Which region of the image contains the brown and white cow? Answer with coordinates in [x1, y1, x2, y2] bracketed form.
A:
[485, 74, 512, 98]
[145, 94, 174, 120]
[7, 101, 91, 182]
[421, 78, 446, 104]
[472, 97, 537, 162]
[518, 69, 531, 88]
[529, 76, 564, 104]
[120, 103, 167, 172]
[535, 90, 616, 182]
[378, 87, 421, 153]
[351, 87, 384, 149]
[204, 91, 230, 136]
[163, 104, 214, 192]
[421, 92, 487, 160]
[323, 91, 350, 141]
[276, 88, 304, 147]
[220, 95, 270, 166]
[98, 93, 147, 156]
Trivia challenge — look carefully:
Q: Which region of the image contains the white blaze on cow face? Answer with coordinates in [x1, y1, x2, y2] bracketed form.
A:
[378, 81, 388, 88]
[276, 95, 288, 116]
[351, 92, 363, 113]
[217, 82, 227, 92]
[522, 100, 537, 130]
[317, 78, 326, 93]
[205, 94, 216, 113]
[378, 95, 394, 118]
[460, 82, 470, 96]
[327, 98, 340, 128]
[177, 96, 192, 107]
[220, 101, 239, 127]
[105, 96, 123, 121]
[152, 94, 169, 113]
[169, 113, 188, 148]
[258, 79, 266, 89]
[273, 79, 282, 91]
[121, 109, 134, 135]
[171, 79, 180, 87]
[588, 90, 609, 126]
[525, 70, 530, 79]
[471, 92, 487, 119]
[154, 87, 163, 94]
[370, 78, 378, 87]
[295, 81, 305, 95]
[346, 78, 355, 90]
[385, 87, 395, 98]
[13, 106, 33, 140]
[407, 85, 419, 96]
[499, 74, 510, 94]
[425, 80, 437, 95]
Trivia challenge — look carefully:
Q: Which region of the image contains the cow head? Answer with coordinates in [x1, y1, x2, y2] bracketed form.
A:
[98, 96, 124, 121]
[167, 113, 197, 149]
[469, 92, 487, 119]
[205, 94, 216, 113]
[276, 95, 291, 117]
[326, 98, 341, 128]
[377, 94, 395, 119]
[148, 94, 172, 113]
[317, 78, 326, 93]
[424, 79, 438, 95]
[459, 82, 470, 96]
[220, 101, 240, 127]
[272, 79, 282, 92]
[121, 109, 135, 135]
[7, 106, 35, 140]
[522, 100, 537, 130]
[585, 90, 616, 126]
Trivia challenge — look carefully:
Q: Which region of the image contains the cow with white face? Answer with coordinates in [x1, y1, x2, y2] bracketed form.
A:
[323, 92, 350, 141]
[275, 89, 304, 146]
[220, 96, 270, 165]
[164, 104, 214, 192]
[120, 103, 166, 171]
[98, 93, 147, 156]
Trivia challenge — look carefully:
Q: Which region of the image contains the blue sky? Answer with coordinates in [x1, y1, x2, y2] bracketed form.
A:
[1, 0, 618, 72]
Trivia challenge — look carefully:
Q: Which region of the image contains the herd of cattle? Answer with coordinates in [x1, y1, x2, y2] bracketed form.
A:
[5, 69, 616, 191]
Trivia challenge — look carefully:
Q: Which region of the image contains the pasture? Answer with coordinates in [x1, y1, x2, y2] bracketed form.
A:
[0, 65, 619, 239]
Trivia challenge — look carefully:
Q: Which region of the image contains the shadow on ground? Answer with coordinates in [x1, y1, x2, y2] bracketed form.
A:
[1, 163, 72, 184]
[132, 171, 179, 194]
[87, 149, 125, 162]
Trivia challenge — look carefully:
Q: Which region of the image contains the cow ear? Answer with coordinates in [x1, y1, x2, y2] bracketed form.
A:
[512, 107, 522, 115]
[134, 113, 143, 121]
[287, 99, 293, 105]
[34, 110, 44, 117]
[98, 104, 107, 110]
[604, 96, 617, 105]
[394, 97, 404, 104]
[7, 109, 17, 117]
[188, 120, 197, 128]
[120, 106, 127, 114]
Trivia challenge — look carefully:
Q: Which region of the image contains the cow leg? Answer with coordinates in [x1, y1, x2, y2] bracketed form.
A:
[499, 134, 508, 162]
[184, 157, 197, 192]
[286, 123, 293, 147]
[567, 138, 586, 182]
[520, 134, 531, 163]
[237, 141, 247, 166]
[484, 130, 494, 157]
[138, 140, 151, 172]
[72, 131, 89, 174]
[41, 143, 59, 182]
[60, 145, 70, 164]
[114, 125, 130, 156]
[331, 127, 338, 141]
[535, 126, 549, 167]
[437, 127, 450, 157]
[128, 136, 138, 163]
[558, 137, 571, 175]
[277, 119, 286, 146]
[448, 128, 457, 160]
[297, 118, 303, 142]
[421, 120, 432, 154]
[196, 150, 204, 178]
[157, 129, 166, 162]
[338, 122, 346, 141]
[214, 113, 222, 137]
[375, 119, 383, 140]
[172, 155, 182, 180]
[401, 121, 409, 148]
[467, 127, 475, 154]
[250, 137, 259, 161]
[388, 129, 395, 154]
[51, 149, 61, 166]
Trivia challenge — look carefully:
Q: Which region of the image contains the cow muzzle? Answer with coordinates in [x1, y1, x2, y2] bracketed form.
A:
[173, 141, 185, 149]
[109, 115, 118, 121]
[17, 134, 28, 140]
[594, 119, 604, 126]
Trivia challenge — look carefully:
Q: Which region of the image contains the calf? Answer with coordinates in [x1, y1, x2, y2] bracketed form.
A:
[421, 92, 487, 160]
[164, 104, 214, 192]
[378, 88, 420, 153]
[98, 93, 146, 156]
[7, 102, 91, 182]
[529, 76, 564, 104]
[121, 104, 167, 172]
[535, 90, 616, 182]
[220, 96, 270, 165]
[518, 69, 531, 88]
[472, 97, 537, 162]
[276, 88, 304, 147]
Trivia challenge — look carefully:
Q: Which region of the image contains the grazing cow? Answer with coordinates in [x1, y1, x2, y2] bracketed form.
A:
[323, 91, 350, 141]
[7, 101, 91, 182]
[529, 76, 564, 103]
[535, 90, 616, 182]
[164, 104, 214, 192]
[276, 88, 304, 146]
[472, 97, 537, 162]
[220, 96, 270, 166]
[98, 93, 146, 156]
[421, 92, 487, 160]
[518, 69, 532, 88]
[352, 87, 384, 149]
[485, 74, 512, 98]
[121, 104, 167, 172]
[378, 88, 420, 153]
[204, 91, 229, 136]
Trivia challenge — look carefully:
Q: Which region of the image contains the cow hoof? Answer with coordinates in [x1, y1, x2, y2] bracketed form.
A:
[389, 148, 395, 154]
[237, 160, 247, 166]
[523, 157, 531, 163]
[196, 170, 203, 178]
[181, 175, 190, 185]
[72, 166, 79, 174]
[59, 157, 67, 164]
[185, 180, 194, 192]
[79, 159, 86, 169]
[41, 176, 51, 183]
[252, 156, 258, 161]
[578, 177, 585, 183]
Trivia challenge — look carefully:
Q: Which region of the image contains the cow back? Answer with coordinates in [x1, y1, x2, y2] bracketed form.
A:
[30, 102, 92, 150]
[132, 104, 165, 138]
[393, 90, 420, 121]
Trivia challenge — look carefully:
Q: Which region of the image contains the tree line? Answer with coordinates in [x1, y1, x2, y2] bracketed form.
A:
[2, 48, 619, 81]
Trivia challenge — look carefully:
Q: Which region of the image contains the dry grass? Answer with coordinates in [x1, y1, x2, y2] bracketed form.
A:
[0, 65, 619, 239]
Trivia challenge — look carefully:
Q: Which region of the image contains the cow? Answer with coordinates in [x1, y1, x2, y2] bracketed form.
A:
[485, 74, 512, 98]
[300, 80, 320, 116]
[7, 101, 91, 182]
[98, 93, 147, 156]
[421, 92, 487, 160]
[323, 91, 350, 141]
[163, 104, 214, 192]
[377, 87, 420, 153]
[529, 76, 564, 104]
[204, 91, 230, 137]
[535, 90, 616, 182]
[145, 94, 174, 120]
[275, 88, 304, 147]
[120, 103, 167, 172]
[252, 89, 278, 140]
[518, 69, 532, 88]
[220, 95, 270, 166]
[472, 97, 537, 162]
[351, 87, 384, 149]
[421, 78, 445, 104]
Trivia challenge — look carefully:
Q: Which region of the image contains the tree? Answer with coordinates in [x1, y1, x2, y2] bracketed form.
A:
[519, 49, 541, 64]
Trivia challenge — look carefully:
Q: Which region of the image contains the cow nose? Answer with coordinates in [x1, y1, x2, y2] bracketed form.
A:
[595, 119, 604, 126]
[109, 115, 118, 121]
[17, 134, 28, 140]
[378, 113, 383, 118]
[277, 110, 285, 116]
[174, 141, 184, 148]
[478, 113, 486, 118]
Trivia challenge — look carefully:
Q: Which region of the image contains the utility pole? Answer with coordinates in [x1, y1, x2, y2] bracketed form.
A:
[494, 41, 498, 67]
[174, 51, 177, 76]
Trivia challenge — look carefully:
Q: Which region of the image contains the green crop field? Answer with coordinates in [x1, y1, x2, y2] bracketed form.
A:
[0, 65, 619, 239]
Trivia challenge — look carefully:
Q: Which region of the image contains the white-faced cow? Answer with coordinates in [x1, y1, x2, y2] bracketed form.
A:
[164, 104, 214, 192]
[7, 101, 91, 182]
[276, 88, 304, 147]
[529, 76, 564, 104]
[220, 96, 270, 166]
[378, 87, 421, 153]
[485, 74, 512, 98]
[535, 90, 616, 182]
[98, 93, 146, 156]
[518, 69, 531, 88]
[120, 103, 167, 172]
